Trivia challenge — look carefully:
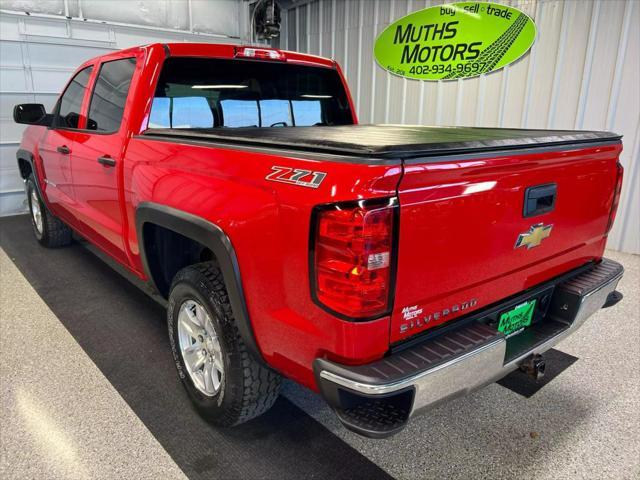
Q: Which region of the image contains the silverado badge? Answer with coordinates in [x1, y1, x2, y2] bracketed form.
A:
[515, 223, 553, 249]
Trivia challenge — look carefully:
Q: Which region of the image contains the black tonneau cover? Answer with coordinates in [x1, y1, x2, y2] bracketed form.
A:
[142, 125, 620, 161]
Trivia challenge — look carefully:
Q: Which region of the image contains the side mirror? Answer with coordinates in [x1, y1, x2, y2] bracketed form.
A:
[13, 104, 52, 126]
[63, 112, 81, 129]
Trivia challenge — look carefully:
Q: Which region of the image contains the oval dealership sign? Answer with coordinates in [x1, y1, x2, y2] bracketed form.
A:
[374, 2, 536, 81]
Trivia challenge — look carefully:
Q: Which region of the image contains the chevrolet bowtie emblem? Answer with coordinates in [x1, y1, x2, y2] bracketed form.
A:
[515, 223, 553, 249]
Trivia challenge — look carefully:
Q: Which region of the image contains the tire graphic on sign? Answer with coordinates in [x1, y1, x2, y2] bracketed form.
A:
[443, 13, 529, 80]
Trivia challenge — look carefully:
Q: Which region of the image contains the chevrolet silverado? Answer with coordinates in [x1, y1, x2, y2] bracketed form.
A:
[13, 43, 624, 438]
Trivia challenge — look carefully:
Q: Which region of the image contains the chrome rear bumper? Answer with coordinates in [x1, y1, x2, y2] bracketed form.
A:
[314, 258, 624, 438]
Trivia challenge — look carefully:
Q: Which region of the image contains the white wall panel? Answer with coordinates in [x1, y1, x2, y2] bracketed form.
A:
[0, 2, 247, 217]
[1, 0, 243, 34]
[191, 0, 241, 36]
[0, 1, 65, 15]
[281, 0, 640, 254]
[78, 0, 189, 31]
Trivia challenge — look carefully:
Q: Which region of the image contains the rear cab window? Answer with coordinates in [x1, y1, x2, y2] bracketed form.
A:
[148, 57, 354, 129]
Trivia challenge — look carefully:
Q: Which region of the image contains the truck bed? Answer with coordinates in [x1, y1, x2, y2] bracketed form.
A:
[142, 125, 620, 161]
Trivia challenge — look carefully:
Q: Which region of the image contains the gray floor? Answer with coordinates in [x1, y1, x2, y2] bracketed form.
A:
[0, 249, 187, 480]
[1, 246, 638, 479]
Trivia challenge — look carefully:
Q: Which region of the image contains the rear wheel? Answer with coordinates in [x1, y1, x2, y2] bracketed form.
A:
[26, 175, 72, 248]
[168, 262, 281, 426]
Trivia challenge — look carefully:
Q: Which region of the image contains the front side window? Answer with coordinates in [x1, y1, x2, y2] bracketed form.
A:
[87, 58, 136, 133]
[148, 57, 354, 129]
[56, 66, 93, 129]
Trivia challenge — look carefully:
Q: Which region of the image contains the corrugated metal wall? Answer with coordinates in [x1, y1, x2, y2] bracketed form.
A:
[280, 0, 639, 254]
[0, 0, 248, 217]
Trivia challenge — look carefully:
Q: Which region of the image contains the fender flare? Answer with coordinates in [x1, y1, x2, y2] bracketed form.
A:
[16, 149, 44, 198]
[135, 202, 263, 361]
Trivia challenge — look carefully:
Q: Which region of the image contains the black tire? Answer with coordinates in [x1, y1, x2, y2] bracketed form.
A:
[26, 175, 72, 248]
[167, 262, 281, 426]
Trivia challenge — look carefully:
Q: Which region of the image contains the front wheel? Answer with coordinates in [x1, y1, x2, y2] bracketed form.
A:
[26, 175, 72, 248]
[167, 262, 281, 426]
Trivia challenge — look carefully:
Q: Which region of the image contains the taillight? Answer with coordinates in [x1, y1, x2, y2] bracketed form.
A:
[606, 162, 624, 233]
[234, 46, 285, 61]
[310, 198, 398, 320]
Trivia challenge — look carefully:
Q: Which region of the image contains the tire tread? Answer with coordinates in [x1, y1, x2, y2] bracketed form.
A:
[27, 175, 72, 248]
[170, 262, 281, 426]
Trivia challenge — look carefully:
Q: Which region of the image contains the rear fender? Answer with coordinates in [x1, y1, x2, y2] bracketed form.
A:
[135, 202, 263, 361]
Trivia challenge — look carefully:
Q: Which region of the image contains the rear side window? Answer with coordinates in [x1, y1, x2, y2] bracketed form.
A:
[56, 66, 93, 129]
[87, 58, 136, 133]
[149, 57, 353, 129]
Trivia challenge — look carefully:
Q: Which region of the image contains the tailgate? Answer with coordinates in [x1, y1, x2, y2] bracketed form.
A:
[391, 141, 622, 343]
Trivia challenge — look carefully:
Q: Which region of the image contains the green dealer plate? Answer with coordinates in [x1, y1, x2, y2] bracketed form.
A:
[498, 299, 536, 337]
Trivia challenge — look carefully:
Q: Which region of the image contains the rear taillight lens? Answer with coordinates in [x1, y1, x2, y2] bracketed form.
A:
[606, 162, 624, 233]
[310, 198, 397, 320]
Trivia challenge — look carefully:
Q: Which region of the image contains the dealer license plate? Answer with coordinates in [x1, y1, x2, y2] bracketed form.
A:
[498, 299, 536, 337]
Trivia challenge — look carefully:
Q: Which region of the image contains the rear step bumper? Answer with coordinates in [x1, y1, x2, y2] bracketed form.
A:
[314, 258, 624, 438]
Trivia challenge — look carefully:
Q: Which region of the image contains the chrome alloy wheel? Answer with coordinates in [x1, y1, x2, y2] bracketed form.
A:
[177, 299, 224, 396]
[30, 188, 43, 234]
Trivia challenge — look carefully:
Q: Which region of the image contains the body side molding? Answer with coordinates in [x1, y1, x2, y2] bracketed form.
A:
[135, 202, 263, 362]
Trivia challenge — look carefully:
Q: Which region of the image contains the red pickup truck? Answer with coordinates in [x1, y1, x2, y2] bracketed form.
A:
[14, 43, 624, 438]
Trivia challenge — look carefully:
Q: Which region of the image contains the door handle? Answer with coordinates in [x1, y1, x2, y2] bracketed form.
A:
[97, 156, 116, 167]
[56, 145, 71, 154]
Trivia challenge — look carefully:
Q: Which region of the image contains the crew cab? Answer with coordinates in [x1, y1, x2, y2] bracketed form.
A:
[14, 43, 624, 438]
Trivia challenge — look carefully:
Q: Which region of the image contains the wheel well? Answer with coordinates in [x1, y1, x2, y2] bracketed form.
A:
[18, 158, 33, 179]
[142, 223, 216, 297]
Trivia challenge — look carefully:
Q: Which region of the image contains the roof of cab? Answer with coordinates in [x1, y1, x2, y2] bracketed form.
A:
[162, 42, 336, 69]
[76, 42, 336, 71]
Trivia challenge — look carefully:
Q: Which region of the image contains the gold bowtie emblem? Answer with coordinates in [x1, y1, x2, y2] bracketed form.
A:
[515, 223, 553, 249]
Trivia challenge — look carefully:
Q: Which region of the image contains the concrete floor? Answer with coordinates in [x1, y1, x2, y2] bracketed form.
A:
[0, 249, 187, 480]
[0, 242, 638, 479]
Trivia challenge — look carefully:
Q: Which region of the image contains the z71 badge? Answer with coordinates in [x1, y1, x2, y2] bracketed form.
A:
[266, 166, 326, 189]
